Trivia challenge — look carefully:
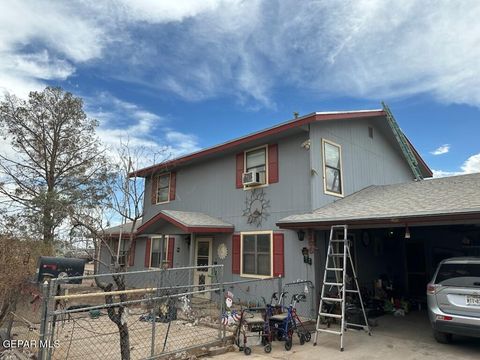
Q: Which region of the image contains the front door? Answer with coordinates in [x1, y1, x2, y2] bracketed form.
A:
[194, 237, 213, 298]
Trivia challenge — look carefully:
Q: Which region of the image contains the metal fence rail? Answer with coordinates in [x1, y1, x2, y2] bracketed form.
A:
[33, 268, 316, 359]
[39, 265, 225, 360]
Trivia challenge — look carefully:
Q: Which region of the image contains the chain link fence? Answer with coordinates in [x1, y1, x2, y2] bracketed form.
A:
[0, 312, 41, 359]
[6, 267, 316, 360]
[37, 265, 225, 360]
[282, 281, 316, 321]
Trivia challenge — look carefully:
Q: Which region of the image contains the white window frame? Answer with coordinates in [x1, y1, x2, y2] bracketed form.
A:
[240, 230, 273, 278]
[322, 139, 344, 197]
[148, 236, 170, 268]
[243, 144, 269, 190]
[155, 172, 171, 204]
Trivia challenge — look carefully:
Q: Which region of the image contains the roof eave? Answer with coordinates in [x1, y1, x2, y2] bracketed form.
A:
[276, 211, 480, 229]
[137, 211, 234, 234]
[130, 110, 387, 178]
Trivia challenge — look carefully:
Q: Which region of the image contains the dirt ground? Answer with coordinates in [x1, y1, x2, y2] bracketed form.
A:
[47, 312, 221, 360]
[212, 311, 480, 360]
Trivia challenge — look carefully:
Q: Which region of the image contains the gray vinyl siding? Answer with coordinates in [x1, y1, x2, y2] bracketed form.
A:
[142, 132, 314, 285]
[100, 117, 419, 298]
[144, 132, 311, 231]
[309, 118, 413, 210]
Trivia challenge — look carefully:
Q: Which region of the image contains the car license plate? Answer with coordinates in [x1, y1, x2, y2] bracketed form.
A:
[466, 295, 480, 306]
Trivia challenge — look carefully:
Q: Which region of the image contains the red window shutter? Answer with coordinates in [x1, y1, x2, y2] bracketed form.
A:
[128, 239, 136, 267]
[235, 153, 244, 189]
[144, 238, 151, 267]
[273, 232, 284, 277]
[151, 175, 158, 204]
[167, 237, 175, 268]
[268, 144, 279, 184]
[169, 172, 176, 201]
[232, 234, 241, 274]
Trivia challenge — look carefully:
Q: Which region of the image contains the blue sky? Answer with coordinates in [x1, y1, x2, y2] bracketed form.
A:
[1, 0, 479, 176]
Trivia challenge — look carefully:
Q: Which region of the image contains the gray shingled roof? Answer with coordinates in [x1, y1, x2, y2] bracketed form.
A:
[160, 210, 233, 228]
[105, 218, 142, 235]
[278, 173, 480, 225]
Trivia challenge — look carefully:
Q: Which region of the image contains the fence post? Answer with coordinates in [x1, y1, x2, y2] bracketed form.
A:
[150, 303, 156, 357]
[218, 281, 225, 341]
[309, 282, 315, 320]
[277, 276, 283, 300]
[38, 280, 50, 360]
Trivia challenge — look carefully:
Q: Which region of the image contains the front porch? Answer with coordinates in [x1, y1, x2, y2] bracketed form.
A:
[136, 209, 234, 289]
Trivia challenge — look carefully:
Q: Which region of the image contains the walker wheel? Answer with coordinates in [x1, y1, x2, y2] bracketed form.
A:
[305, 332, 311, 342]
[285, 339, 292, 351]
[300, 334, 305, 345]
[264, 344, 272, 353]
[244, 347, 251, 355]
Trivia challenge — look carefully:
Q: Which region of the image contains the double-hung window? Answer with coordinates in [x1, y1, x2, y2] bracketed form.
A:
[245, 147, 267, 185]
[322, 139, 343, 196]
[156, 174, 170, 203]
[242, 232, 271, 277]
[150, 236, 168, 268]
[111, 239, 129, 266]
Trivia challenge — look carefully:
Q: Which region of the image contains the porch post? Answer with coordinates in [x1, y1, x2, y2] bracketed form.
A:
[188, 232, 195, 285]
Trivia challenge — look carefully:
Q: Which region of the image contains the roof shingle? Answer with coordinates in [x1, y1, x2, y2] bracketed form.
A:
[278, 173, 480, 225]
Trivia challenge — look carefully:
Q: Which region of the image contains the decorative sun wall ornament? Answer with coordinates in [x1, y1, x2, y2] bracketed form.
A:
[242, 188, 270, 227]
[217, 243, 228, 260]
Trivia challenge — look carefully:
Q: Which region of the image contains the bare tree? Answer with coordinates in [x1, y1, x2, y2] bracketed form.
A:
[71, 142, 169, 360]
[0, 87, 111, 243]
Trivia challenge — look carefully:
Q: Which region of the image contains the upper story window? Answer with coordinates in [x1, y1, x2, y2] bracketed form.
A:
[156, 173, 170, 203]
[322, 139, 343, 196]
[243, 146, 267, 187]
[236, 144, 278, 189]
[246, 147, 266, 173]
[241, 232, 272, 277]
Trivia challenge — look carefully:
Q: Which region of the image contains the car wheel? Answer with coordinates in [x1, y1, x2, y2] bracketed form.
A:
[433, 330, 452, 344]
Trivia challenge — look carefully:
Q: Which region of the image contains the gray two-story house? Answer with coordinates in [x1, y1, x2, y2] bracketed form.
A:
[102, 104, 429, 284]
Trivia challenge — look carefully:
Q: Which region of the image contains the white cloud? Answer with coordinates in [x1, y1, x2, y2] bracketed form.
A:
[430, 144, 450, 156]
[83, 0, 480, 108]
[432, 153, 480, 178]
[2, 1, 480, 108]
[0, 0, 106, 96]
[165, 131, 200, 155]
[86, 93, 199, 164]
[99, 0, 223, 24]
[461, 153, 480, 174]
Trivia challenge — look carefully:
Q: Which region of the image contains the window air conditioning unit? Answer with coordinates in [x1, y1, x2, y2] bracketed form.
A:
[242, 170, 265, 186]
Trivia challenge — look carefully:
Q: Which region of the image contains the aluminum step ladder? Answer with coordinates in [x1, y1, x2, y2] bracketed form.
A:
[313, 225, 371, 351]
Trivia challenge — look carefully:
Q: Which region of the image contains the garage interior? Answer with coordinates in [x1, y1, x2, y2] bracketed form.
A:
[313, 222, 480, 343]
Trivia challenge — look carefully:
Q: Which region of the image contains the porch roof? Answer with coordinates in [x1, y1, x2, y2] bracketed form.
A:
[277, 173, 480, 228]
[104, 218, 142, 238]
[137, 210, 234, 234]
